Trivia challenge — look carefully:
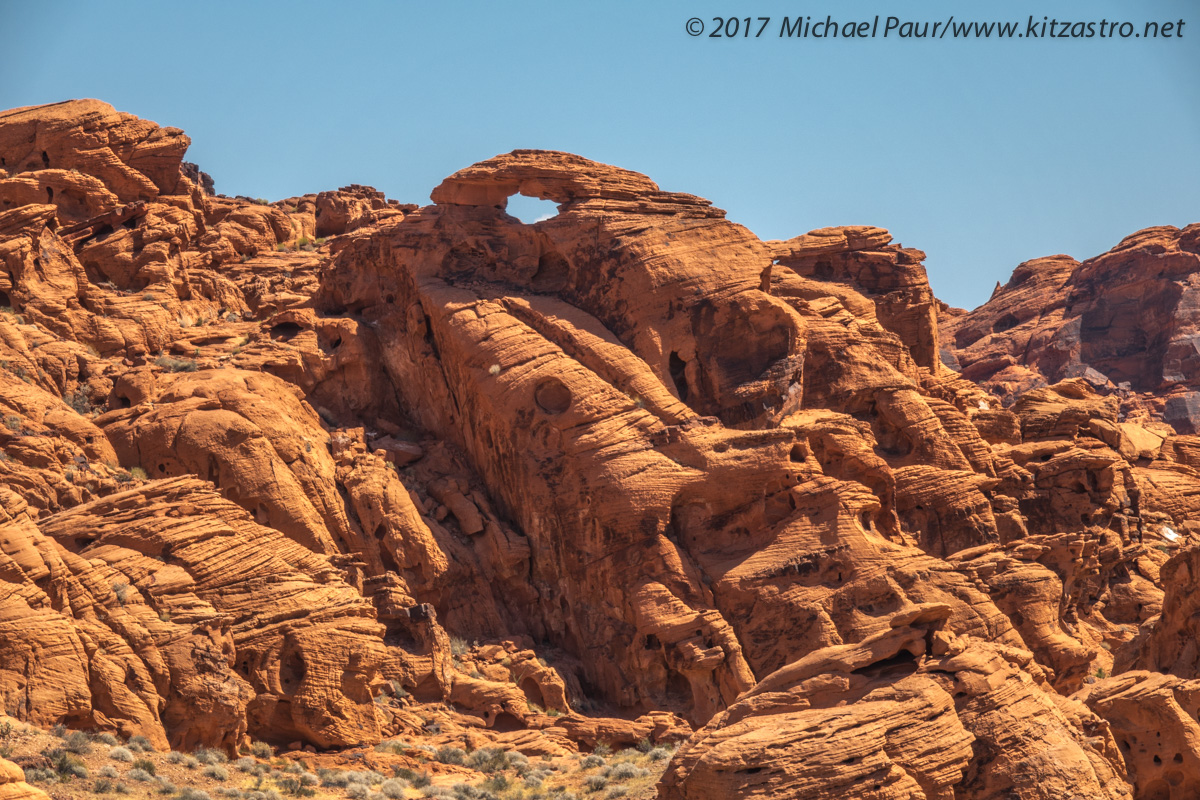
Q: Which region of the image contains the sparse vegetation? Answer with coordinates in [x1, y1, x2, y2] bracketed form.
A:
[66, 386, 94, 415]
[195, 746, 228, 765]
[203, 764, 230, 781]
[109, 745, 134, 762]
[435, 745, 466, 765]
[63, 730, 92, 754]
[155, 355, 198, 373]
[112, 581, 131, 605]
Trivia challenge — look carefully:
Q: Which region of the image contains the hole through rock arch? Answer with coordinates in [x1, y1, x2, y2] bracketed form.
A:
[506, 194, 560, 224]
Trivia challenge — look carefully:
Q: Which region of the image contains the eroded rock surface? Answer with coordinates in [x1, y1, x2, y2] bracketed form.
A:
[1, 99, 1198, 798]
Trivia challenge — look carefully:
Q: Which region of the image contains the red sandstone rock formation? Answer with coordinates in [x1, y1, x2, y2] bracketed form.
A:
[941, 225, 1200, 422]
[0, 757, 48, 800]
[0, 99, 1198, 799]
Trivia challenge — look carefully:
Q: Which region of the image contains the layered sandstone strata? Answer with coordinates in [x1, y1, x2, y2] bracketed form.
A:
[1, 100, 1199, 799]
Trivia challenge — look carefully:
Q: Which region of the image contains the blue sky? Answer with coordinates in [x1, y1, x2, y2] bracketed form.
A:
[3, 0, 1196, 309]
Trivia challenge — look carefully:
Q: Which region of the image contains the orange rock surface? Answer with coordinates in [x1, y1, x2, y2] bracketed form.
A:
[0, 99, 1199, 798]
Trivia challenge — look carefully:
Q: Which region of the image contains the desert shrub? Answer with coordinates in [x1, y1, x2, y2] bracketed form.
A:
[127, 768, 154, 782]
[580, 755, 605, 770]
[157, 778, 178, 794]
[94, 777, 116, 793]
[480, 775, 510, 792]
[250, 741, 273, 759]
[155, 356, 198, 373]
[449, 637, 468, 656]
[379, 778, 408, 799]
[584, 775, 608, 792]
[646, 747, 671, 762]
[346, 785, 369, 800]
[111, 582, 131, 605]
[64, 386, 92, 412]
[179, 789, 213, 800]
[435, 746, 466, 765]
[216, 790, 243, 798]
[99, 766, 120, 779]
[605, 789, 628, 799]
[195, 747, 227, 765]
[93, 733, 120, 746]
[63, 730, 92, 754]
[126, 735, 152, 752]
[133, 758, 156, 776]
[451, 784, 499, 800]
[25, 767, 57, 783]
[165, 751, 186, 764]
[203, 764, 230, 781]
[235, 757, 257, 773]
[606, 762, 645, 781]
[109, 746, 134, 762]
[466, 748, 510, 773]
[318, 770, 348, 788]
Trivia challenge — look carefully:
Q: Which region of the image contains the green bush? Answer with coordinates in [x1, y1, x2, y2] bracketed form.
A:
[49, 749, 89, 778]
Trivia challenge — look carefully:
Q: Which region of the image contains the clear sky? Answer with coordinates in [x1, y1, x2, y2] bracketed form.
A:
[3, 0, 1197, 309]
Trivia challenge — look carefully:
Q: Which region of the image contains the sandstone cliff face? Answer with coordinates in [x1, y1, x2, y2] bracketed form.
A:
[1, 99, 1199, 799]
[941, 225, 1200, 419]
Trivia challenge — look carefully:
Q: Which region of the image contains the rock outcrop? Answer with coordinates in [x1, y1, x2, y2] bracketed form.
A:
[1076, 671, 1200, 800]
[1, 99, 1199, 800]
[660, 608, 1130, 800]
[0, 758, 48, 800]
[941, 225, 1200, 417]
